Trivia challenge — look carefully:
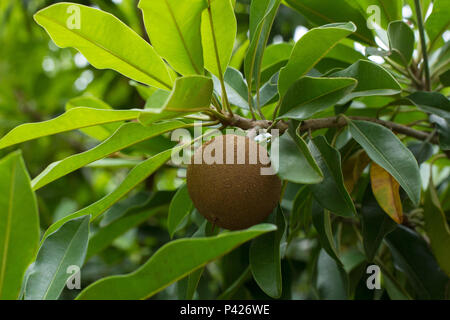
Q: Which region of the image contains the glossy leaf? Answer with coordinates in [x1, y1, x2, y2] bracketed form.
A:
[423, 176, 450, 277]
[360, 187, 397, 261]
[87, 206, 166, 260]
[314, 249, 348, 299]
[0, 108, 141, 150]
[278, 22, 356, 97]
[386, 225, 450, 299]
[139, 0, 207, 75]
[41, 148, 175, 241]
[348, 120, 421, 206]
[31, 121, 185, 190]
[277, 76, 357, 120]
[260, 42, 293, 84]
[0, 151, 40, 300]
[230, 39, 249, 70]
[388, 21, 415, 66]
[272, 130, 323, 184]
[213, 67, 249, 109]
[250, 206, 285, 298]
[425, 0, 450, 52]
[245, 0, 282, 96]
[100, 191, 151, 227]
[407, 91, 450, 120]
[285, 0, 373, 45]
[201, 0, 236, 78]
[76, 224, 276, 299]
[309, 136, 356, 217]
[257, 73, 279, 108]
[66, 96, 120, 141]
[35, 3, 173, 90]
[311, 201, 340, 264]
[430, 115, 450, 150]
[168, 185, 194, 238]
[330, 60, 401, 104]
[370, 162, 403, 224]
[139, 76, 213, 125]
[342, 149, 370, 194]
[24, 216, 90, 300]
[355, 0, 402, 29]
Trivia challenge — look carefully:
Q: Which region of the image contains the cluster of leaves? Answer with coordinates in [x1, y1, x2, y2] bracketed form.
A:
[0, 0, 449, 300]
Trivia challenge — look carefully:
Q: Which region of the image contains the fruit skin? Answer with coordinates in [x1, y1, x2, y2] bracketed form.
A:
[186, 134, 282, 230]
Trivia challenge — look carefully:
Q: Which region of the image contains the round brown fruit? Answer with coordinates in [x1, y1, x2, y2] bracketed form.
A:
[186, 134, 282, 230]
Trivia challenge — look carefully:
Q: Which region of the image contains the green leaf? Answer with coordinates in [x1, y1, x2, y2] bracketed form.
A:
[277, 76, 357, 120]
[308, 136, 356, 217]
[201, 0, 236, 78]
[388, 21, 415, 66]
[260, 42, 294, 84]
[244, 0, 282, 96]
[34, 3, 173, 90]
[314, 249, 348, 299]
[24, 216, 90, 300]
[425, 0, 450, 52]
[325, 42, 366, 65]
[100, 191, 151, 227]
[250, 206, 285, 298]
[0, 108, 141, 150]
[285, 0, 373, 45]
[139, 76, 213, 125]
[66, 96, 120, 141]
[31, 121, 185, 190]
[41, 148, 175, 242]
[168, 185, 194, 238]
[272, 130, 323, 184]
[177, 223, 210, 299]
[290, 187, 313, 234]
[330, 60, 401, 104]
[386, 225, 450, 299]
[355, 0, 402, 29]
[278, 22, 357, 97]
[87, 206, 166, 261]
[0, 151, 40, 300]
[407, 91, 450, 120]
[230, 39, 249, 70]
[348, 120, 421, 206]
[360, 187, 397, 261]
[138, 0, 207, 75]
[76, 224, 276, 299]
[311, 200, 341, 264]
[424, 176, 450, 276]
[257, 73, 279, 108]
[429, 115, 450, 150]
[213, 67, 249, 109]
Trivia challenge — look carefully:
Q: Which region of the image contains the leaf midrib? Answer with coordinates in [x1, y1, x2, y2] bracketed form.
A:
[36, 14, 172, 90]
[0, 160, 17, 298]
[41, 221, 87, 300]
[282, 80, 355, 116]
[288, 1, 374, 45]
[350, 121, 415, 204]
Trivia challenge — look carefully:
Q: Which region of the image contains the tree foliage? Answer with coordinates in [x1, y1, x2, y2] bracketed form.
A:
[0, 0, 449, 300]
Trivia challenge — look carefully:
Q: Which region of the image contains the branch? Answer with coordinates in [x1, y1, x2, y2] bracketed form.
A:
[217, 114, 439, 145]
[298, 116, 439, 144]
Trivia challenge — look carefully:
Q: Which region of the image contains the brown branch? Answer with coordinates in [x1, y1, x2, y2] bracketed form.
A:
[298, 116, 439, 144]
[217, 114, 439, 145]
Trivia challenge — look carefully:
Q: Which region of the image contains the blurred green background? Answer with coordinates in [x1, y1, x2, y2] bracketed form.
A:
[0, 0, 314, 299]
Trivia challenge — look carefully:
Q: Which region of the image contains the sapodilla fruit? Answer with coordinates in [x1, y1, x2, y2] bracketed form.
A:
[186, 134, 282, 230]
